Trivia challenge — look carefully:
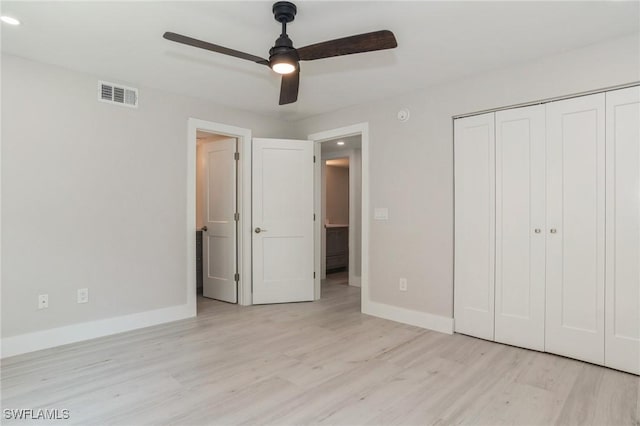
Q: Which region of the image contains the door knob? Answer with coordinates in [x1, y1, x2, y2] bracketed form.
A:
[201, 226, 208, 232]
[534, 228, 541, 234]
[550, 228, 557, 234]
[254, 227, 267, 234]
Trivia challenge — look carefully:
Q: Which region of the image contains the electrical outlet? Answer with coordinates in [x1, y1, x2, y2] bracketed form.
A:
[38, 294, 49, 309]
[399, 278, 408, 292]
[77, 288, 89, 304]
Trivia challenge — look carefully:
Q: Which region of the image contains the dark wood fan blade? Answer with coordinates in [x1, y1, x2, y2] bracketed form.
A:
[163, 32, 269, 65]
[279, 69, 300, 105]
[297, 30, 397, 61]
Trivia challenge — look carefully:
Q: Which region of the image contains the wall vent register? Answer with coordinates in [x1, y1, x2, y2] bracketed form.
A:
[98, 81, 138, 108]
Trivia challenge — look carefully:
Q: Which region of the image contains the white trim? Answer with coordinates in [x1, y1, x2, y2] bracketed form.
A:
[363, 301, 454, 335]
[309, 123, 369, 305]
[347, 149, 359, 288]
[187, 118, 253, 306]
[314, 142, 323, 297]
[1, 304, 193, 358]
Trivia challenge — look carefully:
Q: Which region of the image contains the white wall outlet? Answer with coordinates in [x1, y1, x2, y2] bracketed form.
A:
[38, 294, 49, 309]
[77, 288, 89, 304]
[374, 207, 389, 220]
[399, 278, 408, 292]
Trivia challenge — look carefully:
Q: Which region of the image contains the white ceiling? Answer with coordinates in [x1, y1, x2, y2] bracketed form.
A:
[1, 1, 638, 121]
[321, 134, 362, 154]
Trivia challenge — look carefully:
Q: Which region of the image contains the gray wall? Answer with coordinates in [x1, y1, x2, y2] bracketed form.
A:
[1, 54, 289, 337]
[294, 34, 640, 318]
[325, 164, 349, 225]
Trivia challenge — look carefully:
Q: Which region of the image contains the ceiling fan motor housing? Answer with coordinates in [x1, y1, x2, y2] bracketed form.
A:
[269, 34, 299, 63]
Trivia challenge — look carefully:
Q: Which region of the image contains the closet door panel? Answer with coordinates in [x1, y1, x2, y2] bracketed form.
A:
[545, 93, 605, 365]
[454, 113, 495, 340]
[605, 86, 640, 375]
[495, 105, 546, 351]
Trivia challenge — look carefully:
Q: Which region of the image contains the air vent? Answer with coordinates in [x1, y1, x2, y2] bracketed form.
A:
[98, 81, 138, 108]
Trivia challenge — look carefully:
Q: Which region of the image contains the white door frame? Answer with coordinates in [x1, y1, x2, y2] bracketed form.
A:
[188, 118, 253, 307]
[309, 123, 369, 306]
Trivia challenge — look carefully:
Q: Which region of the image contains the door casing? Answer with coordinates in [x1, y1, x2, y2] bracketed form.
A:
[188, 118, 253, 307]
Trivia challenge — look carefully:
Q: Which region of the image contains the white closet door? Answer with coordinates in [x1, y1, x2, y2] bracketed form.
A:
[454, 112, 495, 340]
[545, 93, 606, 365]
[605, 86, 640, 375]
[495, 105, 546, 351]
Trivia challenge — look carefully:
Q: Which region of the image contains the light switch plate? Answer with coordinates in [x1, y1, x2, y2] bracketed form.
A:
[399, 278, 408, 292]
[374, 207, 389, 220]
[77, 288, 89, 304]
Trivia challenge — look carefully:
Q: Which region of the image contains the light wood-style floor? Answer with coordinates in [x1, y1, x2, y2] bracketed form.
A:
[2, 275, 638, 426]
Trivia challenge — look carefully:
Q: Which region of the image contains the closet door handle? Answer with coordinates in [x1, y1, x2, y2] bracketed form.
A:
[534, 228, 541, 234]
[550, 228, 557, 234]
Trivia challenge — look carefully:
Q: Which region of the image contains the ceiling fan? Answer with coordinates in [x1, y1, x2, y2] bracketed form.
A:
[163, 1, 398, 105]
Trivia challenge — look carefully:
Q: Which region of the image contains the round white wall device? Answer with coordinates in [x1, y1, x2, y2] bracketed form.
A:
[397, 108, 410, 122]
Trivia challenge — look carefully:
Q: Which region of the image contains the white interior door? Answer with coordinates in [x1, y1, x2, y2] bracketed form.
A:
[252, 138, 314, 304]
[605, 86, 640, 375]
[495, 105, 546, 351]
[545, 93, 605, 365]
[202, 138, 237, 303]
[454, 112, 495, 340]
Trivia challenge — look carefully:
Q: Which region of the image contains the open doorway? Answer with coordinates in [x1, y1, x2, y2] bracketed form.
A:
[308, 122, 369, 311]
[187, 118, 253, 313]
[324, 156, 350, 287]
[196, 131, 239, 303]
[321, 136, 362, 292]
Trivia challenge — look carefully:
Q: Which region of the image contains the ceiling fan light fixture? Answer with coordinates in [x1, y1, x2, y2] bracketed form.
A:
[270, 51, 297, 74]
[272, 61, 296, 74]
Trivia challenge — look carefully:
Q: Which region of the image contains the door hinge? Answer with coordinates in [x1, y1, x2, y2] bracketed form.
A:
[234, 152, 240, 161]
[313, 213, 316, 221]
[234, 212, 240, 221]
[314, 272, 316, 279]
[234, 273, 240, 282]
[313, 155, 316, 163]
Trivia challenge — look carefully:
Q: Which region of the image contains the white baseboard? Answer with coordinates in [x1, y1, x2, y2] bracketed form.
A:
[363, 300, 454, 335]
[1, 303, 196, 359]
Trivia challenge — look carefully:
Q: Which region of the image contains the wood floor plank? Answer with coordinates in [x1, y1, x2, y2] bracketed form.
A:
[2, 274, 637, 426]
